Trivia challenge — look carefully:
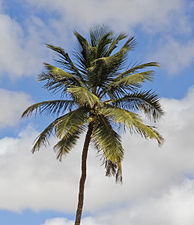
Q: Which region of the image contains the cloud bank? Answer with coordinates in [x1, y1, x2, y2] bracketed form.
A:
[42, 179, 194, 224]
[25, 0, 189, 33]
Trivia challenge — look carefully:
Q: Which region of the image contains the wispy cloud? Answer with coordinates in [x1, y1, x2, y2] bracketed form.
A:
[152, 38, 194, 75]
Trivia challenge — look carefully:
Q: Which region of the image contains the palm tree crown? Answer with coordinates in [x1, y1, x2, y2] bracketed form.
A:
[22, 26, 163, 225]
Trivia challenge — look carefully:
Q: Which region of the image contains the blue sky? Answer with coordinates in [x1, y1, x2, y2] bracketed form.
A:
[0, 0, 194, 224]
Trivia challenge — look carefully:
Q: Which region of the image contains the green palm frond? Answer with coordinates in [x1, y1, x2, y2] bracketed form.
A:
[32, 108, 87, 154]
[92, 115, 123, 182]
[132, 120, 164, 145]
[96, 32, 112, 57]
[43, 63, 83, 86]
[21, 100, 75, 117]
[38, 72, 66, 93]
[112, 90, 164, 121]
[46, 44, 66, 57]
[54, 127, 83, 161]
[55, 107, 89, 139]
[106, 33, 128, 57]
[31, 115, 65, 153]
[67, 86, 102, 108]
[86, 36, 135, 87]
[100, 70, 154, 99]
[89, 29, 97, 47]
[123, 62, 160, 75]
[99, 106, 163, 145]
[74, 31, 96, 67]
[46, 44, 83, 79]
[121, 36, 136, 52]
[89, 26, 112, 47]
[74, 31, 91, 51]
[112, 70, 154, 87]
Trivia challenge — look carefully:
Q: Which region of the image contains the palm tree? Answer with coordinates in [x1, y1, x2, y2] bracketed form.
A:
[22, 26, 164, 225]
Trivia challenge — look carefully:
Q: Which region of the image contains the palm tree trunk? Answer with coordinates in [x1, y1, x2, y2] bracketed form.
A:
[74, 122, 93, 225]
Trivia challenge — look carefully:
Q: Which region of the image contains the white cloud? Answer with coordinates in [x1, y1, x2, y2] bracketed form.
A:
[24, 0, 190, 33]
[152, 38, 194, 74]
[42, 179, 194, 224]
[0, 88, 32, 129]
[125, 179, 194, 225]
[0, 13, 47, 78]
[0, 3, 76, 79]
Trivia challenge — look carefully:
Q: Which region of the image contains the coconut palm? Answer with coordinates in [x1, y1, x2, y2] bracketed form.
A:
[22, 27, 164, 225]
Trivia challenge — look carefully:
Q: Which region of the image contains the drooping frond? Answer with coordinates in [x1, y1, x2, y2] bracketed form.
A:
[21, 100, 75, 117]
[31, 115, 65, 153]
[67, 86, 102, 108]
[104, 160, 123, 183]
[112, 90, 164, 121]
[55, 106, 89, 139]
[99, 106, 163, 145]
[92, 115, 123, 182]
[54, 127, 83, 161]
[132, 120, 164, 145]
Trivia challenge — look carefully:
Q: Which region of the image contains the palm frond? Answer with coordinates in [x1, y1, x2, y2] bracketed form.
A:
[54, 127, 83, 161]
[21, 100, 75, 118]
[31, 115, 65, 153]
[132, 120, 164, 146]
[112, 90, 164, 121]
[46, 44, 83, 80]
[55, 107, 89, 138]
[104, 160, 122, 183]
[44, 63, 83, 86]
[67, 86, 102, 108]
[106, 33, 128, 57]
[121, 36, 136, 52]
[123, 62, 160, 75]
[112, 70, 154, 87]
[92, 115, 123, 182]
[99, 106, 163, 145]
[96, 32, 112, 57]
[87, 48, 128, 87]
[38, 72, 69, 94]
[89, 26, 110, 45]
